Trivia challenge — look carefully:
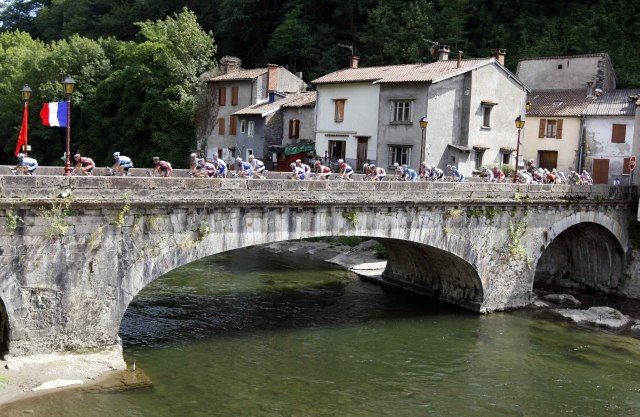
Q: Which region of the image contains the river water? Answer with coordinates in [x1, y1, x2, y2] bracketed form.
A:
[4, 248, 640, 416]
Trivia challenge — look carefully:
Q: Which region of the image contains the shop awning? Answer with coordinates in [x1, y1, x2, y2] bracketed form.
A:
[284, 143, 315, 156]
[448, 144, 470, 153]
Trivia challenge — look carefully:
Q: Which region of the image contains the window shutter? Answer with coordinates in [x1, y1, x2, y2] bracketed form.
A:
[612, 124, 626, 143]
[335, 100, 345, 122]
[623, 157, 631, 174]
[230, 116, 237, 135]
[294, 120, 300, 138]
[288, 120, 294, 138]
[218, 118, 225, 135]
[219, 87, 226, 106]
[556, 119, 563, 139]
[231, 87, 238, 105]
[538, 119, 546, 138]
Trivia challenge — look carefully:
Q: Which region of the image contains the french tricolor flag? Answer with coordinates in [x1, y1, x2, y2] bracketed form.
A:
[39, 101, 69, 127]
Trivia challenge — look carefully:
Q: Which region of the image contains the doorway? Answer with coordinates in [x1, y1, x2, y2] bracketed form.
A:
[592, 158, 610, 184]
[538, 151, 558, 170]
[356, 137, 369, 171]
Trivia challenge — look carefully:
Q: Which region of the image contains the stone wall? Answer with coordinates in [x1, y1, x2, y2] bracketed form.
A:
[0, 177, 635, 358]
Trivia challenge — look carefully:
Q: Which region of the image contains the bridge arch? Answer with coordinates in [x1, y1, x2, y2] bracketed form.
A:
[115, 225, 485, 337]
[534, 213, 627, 293]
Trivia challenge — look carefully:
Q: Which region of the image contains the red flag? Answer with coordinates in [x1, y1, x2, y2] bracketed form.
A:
[15, 105, 28, 156]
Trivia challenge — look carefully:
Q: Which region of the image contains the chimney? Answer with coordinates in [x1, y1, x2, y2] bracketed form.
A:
[296, 71, 303, 80]
[438, 45, 450, 61]
[267, 64, 279, 92]
[219, 56, 241, 74]
[586, 81, 594, 98]
[457, 50, 463, 68]
[492, 48, 507, 66]
[350, 56, 360, 69]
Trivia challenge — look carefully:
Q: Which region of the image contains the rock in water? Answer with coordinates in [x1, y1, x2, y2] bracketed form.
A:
[552, 306, 633, 330]
[542, 293, 582, 306]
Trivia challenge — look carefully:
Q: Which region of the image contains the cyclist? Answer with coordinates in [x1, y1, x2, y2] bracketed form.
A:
[236, 157, 253, 178]
[213, 158, 228, 178]
[314, 160, 332, 180]
[492, 166, 505, 183]
[189, 153, 205, 176]
[449, 165, 465, 182]
[112, 152, 133, 176]
[73, 153, 95, 176]
[402, 165, 418, 182]
[152, 157, 173, 177]
[338, 159, 354, 180]
[15, 153, 38, 175]
[290, 162, 306, 180]
[370, 164, 386, 181]
[248, 155, 266, 179]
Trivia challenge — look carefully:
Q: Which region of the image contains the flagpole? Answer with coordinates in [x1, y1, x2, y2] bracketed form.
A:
[23, 102, 29, 156]
[62, 76, 75, 177]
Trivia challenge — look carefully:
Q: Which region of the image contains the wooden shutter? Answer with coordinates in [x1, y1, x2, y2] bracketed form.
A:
[612, 124, 626, 143]
[218, 118, 225, 135]
[230, 116, 237, 135]
[219, 87, 226, 106]
[288, 120, 294, 138]
[294, 120, 300, 138]
[555, 119, 563, 139]
[231, 87, 238, 105]
[592, 159, 610, 184]
[335, 100, 345, 122]
[538, 119, 546, 138]
[623, 157, 631, 174]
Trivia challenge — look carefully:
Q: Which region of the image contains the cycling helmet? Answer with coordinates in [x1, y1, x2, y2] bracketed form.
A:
[295, 159, 302, 164]
[153, 156, 160, 162]
[17, 153, 25, 160]
[338, 159, 344, 164]
[248, 155, 255, 160]
[393, 162, 399, 168]
[190, 153, 197, 158]
[74, 153, 81, 160]
[236, 157, 243, 163]
[113, 152, 120, 158]
[363, 163, 369, 170]
[290, 162, 296, 169]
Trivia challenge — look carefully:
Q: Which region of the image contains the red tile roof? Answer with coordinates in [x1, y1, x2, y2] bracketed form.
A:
[207, 68, 268, 82]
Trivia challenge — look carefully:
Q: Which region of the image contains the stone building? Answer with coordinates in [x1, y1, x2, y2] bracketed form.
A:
[583, 89, 640, 184]
[312, 49, 529, 175]
[522, 90, 593, 172]
[201, 56, 306, 163]
[233, 91, 316, 169]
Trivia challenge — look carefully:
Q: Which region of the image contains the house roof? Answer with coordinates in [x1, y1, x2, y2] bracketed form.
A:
[311, 58, 528, 90]
[583, 89, 640, 116]
[526, 90, 593, 117]
[206, 68, 268, 82]
[518, 53, 610, 62]
[234, 92, 316, 117]
[280, 91, 317, 108]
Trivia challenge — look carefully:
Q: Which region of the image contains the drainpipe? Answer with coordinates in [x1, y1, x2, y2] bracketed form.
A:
[577, 115, 585, 172]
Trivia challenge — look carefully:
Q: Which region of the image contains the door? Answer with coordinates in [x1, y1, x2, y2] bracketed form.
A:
[592, 158, 610, 184]
[538, 151, 558, 170]
[356, 137, 369, 171]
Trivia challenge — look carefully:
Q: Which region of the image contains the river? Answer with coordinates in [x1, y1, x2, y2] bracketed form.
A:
[3, 247, 640, 416]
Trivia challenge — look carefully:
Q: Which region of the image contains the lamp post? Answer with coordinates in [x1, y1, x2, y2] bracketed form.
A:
[419, 117, 428, 166]
[513, 115, 525, 183]
[62, 75, 75, 176]
[20, 84, 32, 155]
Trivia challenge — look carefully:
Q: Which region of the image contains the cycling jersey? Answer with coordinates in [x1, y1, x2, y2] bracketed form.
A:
[252, 159, 265, 172]
[404, 168, 418, 181]
[374, 167, 386, 179]
[20, 157, 38, 172]
[340, 163, 353, 174]
[292, 166, 306, 180]
[78, 157, 94, 169]
[216, 159, 228, 175]
[116, 156, 133, 169]
[240, 161, 253, 177]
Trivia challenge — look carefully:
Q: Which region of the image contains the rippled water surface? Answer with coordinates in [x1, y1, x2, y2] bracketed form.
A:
[4, 248, 640, 416]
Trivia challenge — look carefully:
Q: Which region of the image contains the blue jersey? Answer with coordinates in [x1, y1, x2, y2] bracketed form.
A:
[292, 166, 306, 180]
[404, 168, 418, 181]
[20, 157, 38, 171]
[117, 156, 133, 167]
[240, 161, 253, 175]
[217, 159, 228, 174]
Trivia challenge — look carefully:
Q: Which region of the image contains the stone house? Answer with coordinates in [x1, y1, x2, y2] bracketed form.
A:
[522, 90, 593, 171]
[233, 91, 316, 169]
[201, 56, 306, 163]
[583, 89, 640, 184]
[311, 49, 529, 175]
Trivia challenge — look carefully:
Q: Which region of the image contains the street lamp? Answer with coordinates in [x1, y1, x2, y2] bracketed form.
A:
[419, 117, 428, 167]
[21, 84, 32, 155]
[62, 75, 75, 176]
[513, 115, 525, 183]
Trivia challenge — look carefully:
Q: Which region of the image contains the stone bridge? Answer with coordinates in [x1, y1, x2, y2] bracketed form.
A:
[0, 175, 636, 358]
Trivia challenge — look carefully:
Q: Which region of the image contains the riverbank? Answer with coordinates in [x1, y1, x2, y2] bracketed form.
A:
[0, 344, 129, 407]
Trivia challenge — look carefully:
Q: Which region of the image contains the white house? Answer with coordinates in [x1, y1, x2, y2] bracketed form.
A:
[583, 89, 640, 184]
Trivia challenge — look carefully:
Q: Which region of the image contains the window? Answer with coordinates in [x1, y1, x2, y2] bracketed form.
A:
[246, 149, 253, 161]
[612, 124, 626, 143]
[328, 140, 346, 160]
[247, 121, 255, 138]
[388, 145, 411, 166]
[218, 87, 226, 106]
[334, 99, 346, 122]
[230, 116, 238, 135]
[231, 86, 239, 105]
[502, 152, 511, 165]
[474, 150, 484, 170]
[218, 118, 225, 135]
[623, 157, 631, 175]
[558, 64, 563, 69]
[289, 119, 301, 139]
[538, 119, 563, 139]
[392, 101, 412, 122]
[482, 106, 492, 128]
[240, 119, 247, 134]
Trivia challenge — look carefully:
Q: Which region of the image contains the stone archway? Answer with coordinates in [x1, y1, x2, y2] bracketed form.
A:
[534, 222, 625, 293]
[0, 297, 9, 359]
